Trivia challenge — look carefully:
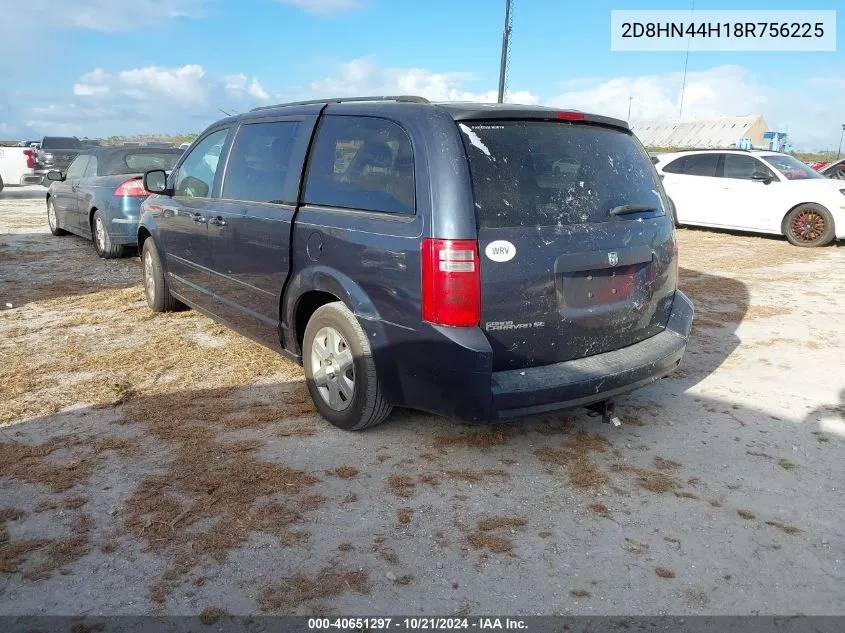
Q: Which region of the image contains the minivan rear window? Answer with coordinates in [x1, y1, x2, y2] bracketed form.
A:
[459, 121, 664, 228]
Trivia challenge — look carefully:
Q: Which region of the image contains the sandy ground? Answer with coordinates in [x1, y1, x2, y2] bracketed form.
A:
[1, 185, 844, 616]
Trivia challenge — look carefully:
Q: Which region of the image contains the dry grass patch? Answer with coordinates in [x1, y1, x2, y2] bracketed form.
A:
[571, 589, 591, 598]
[652, 456, 681, 471]
[655, 566, 676, 579]
[534, 431, 610, 488]
[397, 508, 413, 525]
[0, 439, 94, 492]
[589, 503, 610, 517]
[443, 468, 509, 483]
[121, 429, 321, 603]
[433, 428, 511, 450]
[737, 509, 756, 520]
[611, 462, 678, 494]
[778, 458, 795, 470]
[466, 516, 527, 555]
[327, 466, 359, 480]
[0, 513, 90, 580]
[259, 568, 369, 611]
[199, 607, 227, 625]
[386, 475, 415, 498]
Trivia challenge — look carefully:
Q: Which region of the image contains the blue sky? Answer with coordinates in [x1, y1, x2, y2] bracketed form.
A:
[0, 0, 842, 149]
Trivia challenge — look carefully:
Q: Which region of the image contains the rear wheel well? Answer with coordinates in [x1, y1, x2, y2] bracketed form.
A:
[88, 207, 98, 230]
[137, 227, 152, 252]
[294, 291, 342, 352]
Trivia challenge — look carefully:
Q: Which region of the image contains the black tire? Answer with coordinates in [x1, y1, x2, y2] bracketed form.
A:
[91, 211, 124, 259]
[141, 238, 180, 312]
[46, 198, 68, 236]
[783, 204, 835, 247]
[303, 302, 392, 431]
[0, 175, 4, 193]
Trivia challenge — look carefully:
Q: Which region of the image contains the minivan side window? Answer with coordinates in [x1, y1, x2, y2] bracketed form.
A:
[173, 128, 229, 198]
[304, 116, 415, 214]
[663, 154, 719, 177]
[222, 121, 301, 205]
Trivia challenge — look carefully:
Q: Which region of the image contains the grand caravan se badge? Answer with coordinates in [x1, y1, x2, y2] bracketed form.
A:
[485, 240, 516, 262]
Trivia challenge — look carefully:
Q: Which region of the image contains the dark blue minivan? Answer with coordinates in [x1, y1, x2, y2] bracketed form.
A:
[138, 96, 694, 430]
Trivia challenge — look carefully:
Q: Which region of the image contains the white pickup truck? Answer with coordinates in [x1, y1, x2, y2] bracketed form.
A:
[0, 146, 43, 192]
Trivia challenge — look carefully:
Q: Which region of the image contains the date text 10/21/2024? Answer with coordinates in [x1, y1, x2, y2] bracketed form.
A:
[307, 617, 528, 630]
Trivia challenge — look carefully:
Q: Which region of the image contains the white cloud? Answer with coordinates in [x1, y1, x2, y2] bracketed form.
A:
[7, 60, 840, 151]
[274, 0, 361, 14]
[306, 57, 538, 104]
[546, 65, 840, 151]
[0, 0, 205, 35]
[224, 74, 271, 102]
[118, 65, 208, 105]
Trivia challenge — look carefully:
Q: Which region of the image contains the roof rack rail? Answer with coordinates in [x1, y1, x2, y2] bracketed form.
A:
[251, 95, 430, 112]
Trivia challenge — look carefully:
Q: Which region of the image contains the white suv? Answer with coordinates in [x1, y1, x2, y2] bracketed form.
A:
[654, 149, 845, 247]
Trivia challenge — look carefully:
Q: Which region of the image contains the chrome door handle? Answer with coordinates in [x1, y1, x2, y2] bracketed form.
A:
[209, 216, 227, 226]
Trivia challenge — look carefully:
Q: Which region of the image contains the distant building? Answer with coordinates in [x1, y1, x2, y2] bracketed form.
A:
[630, 115, 770, 150]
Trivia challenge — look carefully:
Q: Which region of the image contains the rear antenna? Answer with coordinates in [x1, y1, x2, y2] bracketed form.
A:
[217, 108, 234, 117]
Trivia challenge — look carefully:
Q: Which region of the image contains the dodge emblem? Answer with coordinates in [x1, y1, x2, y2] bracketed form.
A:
[608, 252, 619, 266]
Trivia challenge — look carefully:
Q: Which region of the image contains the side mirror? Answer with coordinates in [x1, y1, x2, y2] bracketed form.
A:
[46, 170, 64, 182]
[751, 172, 773, 184]
[143, 169, 169, 195]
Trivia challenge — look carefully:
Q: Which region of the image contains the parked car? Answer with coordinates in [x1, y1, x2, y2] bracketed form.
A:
[654, 149, 845, 247]
[179, 142, 191, 150]
[137, 95, 693, 431]
[818, 158, 845, 180]
[45, 145, 183, 258]
[35, 136, 83, 184]
[0, 146, 42, 191]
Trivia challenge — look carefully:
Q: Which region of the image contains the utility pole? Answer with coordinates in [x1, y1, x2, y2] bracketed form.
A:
[838, 124, 845, 160]
[497, 0, 512, 104]
[627, 96, 633, 120]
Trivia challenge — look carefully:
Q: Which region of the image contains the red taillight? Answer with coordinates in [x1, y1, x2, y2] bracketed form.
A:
[23, 149, 34, 169]
[113, 178, 148, 197]
[421, 238, 480, 327]
[556, 111, 585, 121]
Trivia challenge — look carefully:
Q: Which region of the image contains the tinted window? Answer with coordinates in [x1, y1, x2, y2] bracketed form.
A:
[222, 121, 301, 205]
[123, 152, 181, 173]
[460, 121, 663, 228]
[723, 154, 772, 180]
[64, 155, 90, 180]
[173, 129, 228, 198]
[42, 137, 82, 150]
[663, 154, 719, 176]
[304, 116, 415, 214]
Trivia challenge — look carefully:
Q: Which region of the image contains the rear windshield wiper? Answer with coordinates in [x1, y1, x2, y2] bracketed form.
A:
[608, 204, 658, 217]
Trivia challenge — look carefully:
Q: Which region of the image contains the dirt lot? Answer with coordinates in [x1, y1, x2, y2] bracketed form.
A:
[1, 186, 844, 616]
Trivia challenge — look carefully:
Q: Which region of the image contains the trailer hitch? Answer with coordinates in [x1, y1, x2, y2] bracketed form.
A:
[586, 400, 621, 427]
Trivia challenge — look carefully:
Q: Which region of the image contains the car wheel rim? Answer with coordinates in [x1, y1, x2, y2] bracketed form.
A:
[95, 217, 106, 250]
[791, 211, 825, 243]
[143, 250, 155, 301]
[310, 326, 355, 411]
[47, 202, 56, 230]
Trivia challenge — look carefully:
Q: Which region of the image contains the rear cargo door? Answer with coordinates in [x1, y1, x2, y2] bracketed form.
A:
[458, 120, 678, 372]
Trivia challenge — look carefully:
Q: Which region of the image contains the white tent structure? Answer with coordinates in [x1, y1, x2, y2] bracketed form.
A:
[630, 115, 770, 149]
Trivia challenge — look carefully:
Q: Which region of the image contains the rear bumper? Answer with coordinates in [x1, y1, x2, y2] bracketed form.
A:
[491, 291, 693, 419]
[371, 290, 693, 422]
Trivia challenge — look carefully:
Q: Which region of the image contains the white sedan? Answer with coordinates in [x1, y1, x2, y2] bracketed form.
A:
[654, 149, 845, 247]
